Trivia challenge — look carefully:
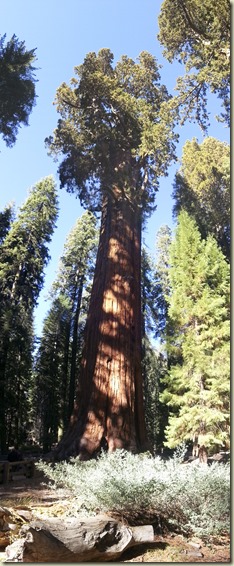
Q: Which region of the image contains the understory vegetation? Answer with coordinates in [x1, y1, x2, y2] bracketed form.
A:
[36, 449, 230, 537]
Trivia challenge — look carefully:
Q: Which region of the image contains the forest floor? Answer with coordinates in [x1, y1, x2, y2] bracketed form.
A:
[0, 474, 230, 563]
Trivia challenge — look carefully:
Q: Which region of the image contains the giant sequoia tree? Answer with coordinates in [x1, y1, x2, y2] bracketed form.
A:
[47, 49, 178, 459]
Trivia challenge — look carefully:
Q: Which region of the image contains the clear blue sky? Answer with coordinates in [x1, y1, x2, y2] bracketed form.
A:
[1, 1, 229, 336]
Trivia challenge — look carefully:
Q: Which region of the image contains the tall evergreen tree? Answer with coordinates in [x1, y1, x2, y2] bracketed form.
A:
[141, 248, 161, 452]
[33, 295, 71, 452]
[154, 225, 172, 340]
[33, 211, 98, 450]
[0, 204, 15, 244]
[161, 211, 230, 459]
[141, 247, 158, 337]
[173, 137, 230, 260]
[158, 0, 230, 129]
[0, 176, 58, 452]
[0, 34, 37, 146]
[142, 338, 167, 454]
[46, 49, 178, 459]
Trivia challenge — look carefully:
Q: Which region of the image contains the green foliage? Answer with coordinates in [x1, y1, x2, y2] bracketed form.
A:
[46, 48, 178, 216]
[37, 450, 230, 535]
[0, 204, 15, 244]
[141, 248, 168, 451]
[52, 210, 98, 301]
[173, 137, 230, 259]
[32, 211, 98, 450]
[154, 225, 172, 339]
[0, 177, 58, 450]
[141, 247, 158, 335]
[33, 295, 72, 452]
[0, 177, 58, 308]
[158, 0, 230, 128]
[162, 211, 230, 451]
[0, 34, 37, 146]
[142, 339, 167, 452]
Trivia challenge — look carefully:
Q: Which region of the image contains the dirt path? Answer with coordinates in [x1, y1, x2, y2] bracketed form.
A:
[0, 475, 230, 563]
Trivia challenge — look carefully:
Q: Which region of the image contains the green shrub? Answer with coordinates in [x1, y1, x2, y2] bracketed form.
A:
[36, 449, 230, 536]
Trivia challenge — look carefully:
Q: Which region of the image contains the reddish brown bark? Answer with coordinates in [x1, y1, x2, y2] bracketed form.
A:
[54, 188, 148, 459]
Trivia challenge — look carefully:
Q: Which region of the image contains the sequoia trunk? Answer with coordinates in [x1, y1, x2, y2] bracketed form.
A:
[55, 189, 147, 459]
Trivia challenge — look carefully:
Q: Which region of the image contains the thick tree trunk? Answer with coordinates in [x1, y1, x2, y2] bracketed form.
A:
[54, 189, 148, 459]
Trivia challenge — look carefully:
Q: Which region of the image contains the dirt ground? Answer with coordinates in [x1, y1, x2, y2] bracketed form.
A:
[0, 474, 230, 563]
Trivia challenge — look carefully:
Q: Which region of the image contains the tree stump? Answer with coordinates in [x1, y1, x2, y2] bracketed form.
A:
[5, 514, 154, 562]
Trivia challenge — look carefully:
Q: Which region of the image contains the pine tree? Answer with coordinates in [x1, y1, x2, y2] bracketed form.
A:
[141, 248, 161, 452]
[172, 137, 230, 260]
[33, 295, 71, 452]
[154, 225, 172, 339]
[33, 211, 98, 450]
[46, 49, 178, 459]
[0, 34, 37, 146]
[52, 210, 98, 423]
[143, 338, 167, 453]
[158, 0, 230, 128]
[141, 247, 158, 337]
[161, 211, 230, 459]
[0, 176, 58, 451]
[0, 204, 15, 244]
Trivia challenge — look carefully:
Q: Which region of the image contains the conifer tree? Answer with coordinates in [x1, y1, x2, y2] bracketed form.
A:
[158, 0, 230, 128]
[173, 137, 230, 260]
[0, 176, 58, 451]
[47, 49, 178, 459]
[141, 248, 161, 452]
[154, 225, 172, 339]
[141, 247, 158, 338]
[0, 204, 15, 244]
[161, 211, 230, 459]
[33, 296, 71, 452]
[0, 34, 37, 146]
[52, 211, 98, 422]
[143, 338, 167, 453]
[33, 211, 98, 449]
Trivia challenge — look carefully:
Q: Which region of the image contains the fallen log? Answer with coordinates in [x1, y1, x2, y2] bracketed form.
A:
[5, 514, 154, 562]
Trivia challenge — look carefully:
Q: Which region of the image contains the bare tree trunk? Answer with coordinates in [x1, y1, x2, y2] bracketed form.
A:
[198, 445, 208, 464]
[54, 189, 148, 459]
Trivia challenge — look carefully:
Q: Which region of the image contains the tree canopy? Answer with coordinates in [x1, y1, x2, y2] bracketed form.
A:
[0, 34, 37, 146]
[46, 48, 178, 215]
[158, 0, 230, 128]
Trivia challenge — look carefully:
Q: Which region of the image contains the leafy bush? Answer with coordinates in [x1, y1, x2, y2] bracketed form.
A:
[36, 449, 230, 536]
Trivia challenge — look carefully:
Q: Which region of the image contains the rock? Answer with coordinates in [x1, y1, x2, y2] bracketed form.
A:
[188, 541, 202, 549]
[185, 550, 204, 558]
